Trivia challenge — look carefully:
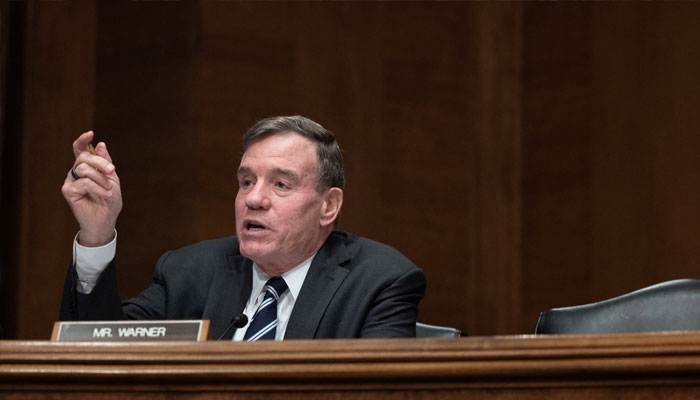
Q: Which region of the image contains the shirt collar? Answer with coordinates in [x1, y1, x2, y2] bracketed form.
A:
[251, 254, 316, 301]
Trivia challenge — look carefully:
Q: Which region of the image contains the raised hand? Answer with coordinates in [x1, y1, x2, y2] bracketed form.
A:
[61, 131, 123, 246]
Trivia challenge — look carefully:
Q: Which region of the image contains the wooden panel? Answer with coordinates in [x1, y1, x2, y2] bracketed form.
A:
[0, 0, 6, 139]
[5, 333, 700, 398]
[13, 0, 96, 339]
[590, 3, 700, 300]
[521, 3, 700, 329]
[467, 4, 522, 335]
[521, 3, 593, 332]
[0, 0, 18, 340]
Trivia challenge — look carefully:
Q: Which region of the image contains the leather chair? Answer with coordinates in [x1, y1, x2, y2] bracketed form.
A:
[535, 279, 700, 334]
[416, 322, 464, 338]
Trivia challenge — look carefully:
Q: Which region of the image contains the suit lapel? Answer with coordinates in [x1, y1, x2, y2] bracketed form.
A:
[202, 253, 252, 340]
[285, 233, 350, 339]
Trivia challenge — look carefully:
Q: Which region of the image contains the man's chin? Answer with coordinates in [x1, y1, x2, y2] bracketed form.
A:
[239, 242, 273, 263]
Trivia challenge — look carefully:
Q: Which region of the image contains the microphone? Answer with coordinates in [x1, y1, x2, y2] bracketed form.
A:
[216, 314, 248, 340]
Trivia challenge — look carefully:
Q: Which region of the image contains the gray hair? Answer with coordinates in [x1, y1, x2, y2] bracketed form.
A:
[242, 116, 345, 192]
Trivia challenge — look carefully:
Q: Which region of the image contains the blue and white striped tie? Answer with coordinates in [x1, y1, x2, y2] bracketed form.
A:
[243, 277, 288, 341]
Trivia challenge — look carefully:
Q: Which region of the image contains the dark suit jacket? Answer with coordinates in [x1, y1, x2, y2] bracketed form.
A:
[60, 231, 426, 339]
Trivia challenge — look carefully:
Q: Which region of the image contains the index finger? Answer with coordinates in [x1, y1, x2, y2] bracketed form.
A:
[72, 131, 95, 158]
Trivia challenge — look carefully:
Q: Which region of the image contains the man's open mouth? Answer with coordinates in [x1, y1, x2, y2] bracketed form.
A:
[246, 223, 265, 231]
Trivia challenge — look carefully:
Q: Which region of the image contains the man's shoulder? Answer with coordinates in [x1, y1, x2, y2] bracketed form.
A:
[327, 231, 418, 272]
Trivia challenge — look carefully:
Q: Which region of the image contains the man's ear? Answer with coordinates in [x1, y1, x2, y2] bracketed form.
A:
[320, 187, 343, 227]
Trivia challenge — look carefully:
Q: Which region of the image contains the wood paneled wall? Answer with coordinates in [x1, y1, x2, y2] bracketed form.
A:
[2, 1, 700, 339]
[521, 3, 700, 331]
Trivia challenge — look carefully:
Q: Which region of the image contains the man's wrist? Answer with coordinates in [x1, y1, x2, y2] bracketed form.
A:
[77, 229, 116, 247]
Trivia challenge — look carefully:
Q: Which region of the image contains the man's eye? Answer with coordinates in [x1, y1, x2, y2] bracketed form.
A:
[275, 181, 288, 189]
[240, 179, 253, 187]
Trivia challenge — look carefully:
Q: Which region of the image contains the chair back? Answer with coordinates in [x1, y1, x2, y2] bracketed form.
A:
[416, 322, 463, 338]
[536, 279, 700, 334]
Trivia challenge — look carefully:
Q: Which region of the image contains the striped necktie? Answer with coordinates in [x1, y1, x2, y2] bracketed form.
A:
[243, 277, 288, 341]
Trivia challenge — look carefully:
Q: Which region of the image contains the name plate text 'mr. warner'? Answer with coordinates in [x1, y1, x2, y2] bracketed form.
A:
[51, 320, 210, 341]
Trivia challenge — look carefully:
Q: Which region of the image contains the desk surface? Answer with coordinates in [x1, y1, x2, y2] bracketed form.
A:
[3, 332, 700, 398]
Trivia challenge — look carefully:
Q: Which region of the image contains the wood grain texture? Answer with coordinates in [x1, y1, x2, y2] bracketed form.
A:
[4, 333, 700, 398]
[520, 3, 594, 333]
[12, 0, 96, 339]
[590, 3, 700, 300]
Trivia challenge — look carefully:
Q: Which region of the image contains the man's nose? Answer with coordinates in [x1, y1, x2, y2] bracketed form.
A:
[245, 182, 271, 210]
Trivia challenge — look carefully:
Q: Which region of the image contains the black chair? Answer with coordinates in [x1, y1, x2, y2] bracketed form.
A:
[535, 279, 700, 334]
[416, 322, 464, 338]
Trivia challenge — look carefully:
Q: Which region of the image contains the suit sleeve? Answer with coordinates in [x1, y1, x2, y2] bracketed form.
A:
[59, 260, 125, 321]
[59, 251, 172, 321]
[359, 267, 427, 338]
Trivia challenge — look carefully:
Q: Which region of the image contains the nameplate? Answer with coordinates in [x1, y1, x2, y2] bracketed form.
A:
[51, 320, 210, 342]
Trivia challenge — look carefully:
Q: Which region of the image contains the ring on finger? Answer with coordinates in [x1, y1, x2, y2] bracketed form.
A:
[71, 166, 81, 180]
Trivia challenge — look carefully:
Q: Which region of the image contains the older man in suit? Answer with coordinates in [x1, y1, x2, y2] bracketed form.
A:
[60, 116, 426, 340]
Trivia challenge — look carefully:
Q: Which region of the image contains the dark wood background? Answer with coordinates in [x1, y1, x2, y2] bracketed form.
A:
[1, 1, 699, 339]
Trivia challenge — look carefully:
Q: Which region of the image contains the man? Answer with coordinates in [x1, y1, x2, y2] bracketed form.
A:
[60, 116, 426, 340]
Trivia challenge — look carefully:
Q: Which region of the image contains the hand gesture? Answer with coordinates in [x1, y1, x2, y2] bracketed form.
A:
[61, 131, 123, 246]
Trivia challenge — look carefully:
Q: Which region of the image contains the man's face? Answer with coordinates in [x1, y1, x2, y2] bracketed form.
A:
[235, 132, 328, 274]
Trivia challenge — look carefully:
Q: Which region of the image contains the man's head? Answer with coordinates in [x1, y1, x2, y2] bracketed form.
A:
[235, 116, 344, 276]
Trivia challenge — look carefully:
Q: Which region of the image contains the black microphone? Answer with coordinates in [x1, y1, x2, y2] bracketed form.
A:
[216, 314, 248, 340]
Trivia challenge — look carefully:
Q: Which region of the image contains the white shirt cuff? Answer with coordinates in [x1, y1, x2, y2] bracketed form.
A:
[73, 230, 117, 294]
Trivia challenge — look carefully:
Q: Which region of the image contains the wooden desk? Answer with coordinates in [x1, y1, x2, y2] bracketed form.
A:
[3, 332, 700, 399]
